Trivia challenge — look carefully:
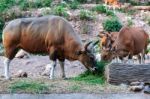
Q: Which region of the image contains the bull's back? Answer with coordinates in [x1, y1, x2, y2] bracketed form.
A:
[118, 27, 148, 54]
[2, 16, 69, 54]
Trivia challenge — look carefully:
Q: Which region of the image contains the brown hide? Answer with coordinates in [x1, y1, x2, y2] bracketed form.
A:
[3, 15, 97, 71]
[3, 16, 82, 60]
[114, 26, 149, 58]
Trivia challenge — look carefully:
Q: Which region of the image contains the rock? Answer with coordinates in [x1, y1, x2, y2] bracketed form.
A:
[41, 64, 52, 76]
[15, 49, 30, 58]
[130, 81, 141, 86]
[129, 85, 144, 92]
[144, 85, 150, 94]
[14, 70, 28, 78]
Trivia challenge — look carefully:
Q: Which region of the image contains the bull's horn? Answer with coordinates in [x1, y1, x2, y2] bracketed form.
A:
[87, 40, 99, 50]
[85, 41, 93, 51]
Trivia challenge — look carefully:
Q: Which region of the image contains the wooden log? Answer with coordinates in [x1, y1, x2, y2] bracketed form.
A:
[105, 63, 150, 85]
[131, 6, 150, 11]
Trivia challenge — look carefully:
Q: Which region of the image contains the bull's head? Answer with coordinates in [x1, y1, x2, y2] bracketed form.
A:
[76, 41, 99, 72]
[99, 32, 120, 50]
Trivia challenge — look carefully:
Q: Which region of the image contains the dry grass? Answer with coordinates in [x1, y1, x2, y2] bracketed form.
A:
[0, 77, 129, 94]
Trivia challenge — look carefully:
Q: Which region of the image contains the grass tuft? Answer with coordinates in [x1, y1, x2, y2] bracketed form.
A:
[70, 61, 108, 85]
[9, 80, 48, 93]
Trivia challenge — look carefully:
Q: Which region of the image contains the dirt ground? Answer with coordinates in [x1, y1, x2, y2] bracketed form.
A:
[0, 55, 86, 78]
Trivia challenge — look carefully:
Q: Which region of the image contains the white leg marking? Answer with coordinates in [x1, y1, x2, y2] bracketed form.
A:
[49, 61, 56, 80]
[4, 57, 11, 80]
[59, 61, 66, 78]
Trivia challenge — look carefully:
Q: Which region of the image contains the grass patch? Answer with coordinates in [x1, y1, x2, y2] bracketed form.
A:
[70, 61, 108, 85]
[92, 5, 115, 17]
[9, 79, 48, 93]
[68, 85, 81, 91]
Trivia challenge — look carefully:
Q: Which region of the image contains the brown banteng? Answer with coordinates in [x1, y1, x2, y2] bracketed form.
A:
[2, 15, 97, 80]
[100, 27, 149, 63]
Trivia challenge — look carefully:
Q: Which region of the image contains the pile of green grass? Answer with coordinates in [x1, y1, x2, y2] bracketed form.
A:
[71, 61, 108, 85]
[9, 79, 48, 93]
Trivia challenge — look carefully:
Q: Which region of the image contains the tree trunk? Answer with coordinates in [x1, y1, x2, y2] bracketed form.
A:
[105, 63, 150, 85]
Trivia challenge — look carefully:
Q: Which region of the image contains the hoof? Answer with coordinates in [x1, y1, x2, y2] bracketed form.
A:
[5, 77, 11, 80]
[144, 85, 150, 94]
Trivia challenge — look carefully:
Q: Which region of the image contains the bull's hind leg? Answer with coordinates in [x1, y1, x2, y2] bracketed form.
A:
[4, 47, 19, 79]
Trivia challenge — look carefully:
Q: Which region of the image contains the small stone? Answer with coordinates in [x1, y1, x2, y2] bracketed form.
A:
[130, 81, 141, 86]
[14, 70, 28, 78]
[144, 85, 150, 94]
[15, 49, 30, 58]
[129, 85, 144, 92]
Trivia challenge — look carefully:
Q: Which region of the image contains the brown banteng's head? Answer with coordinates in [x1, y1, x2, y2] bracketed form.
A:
[101, 49, 116, 62]
[98, 31, 117, 51]
[76, 41, 99, 72]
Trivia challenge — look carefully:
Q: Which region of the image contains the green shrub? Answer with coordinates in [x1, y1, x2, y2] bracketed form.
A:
[127, 18, 133, 27]
[92, 5, 115, 16]
[69, 0, 80, 9]
[0, 0, 15, 12]
[53, 5, 69, 18]
[0, 18, 4, 41]
[103, 17, 123, 32]
[92, 5, 106, 14]
[79, 10, 95, 20]
[77, 0, 87, 3]
[105, 10, 115, 16]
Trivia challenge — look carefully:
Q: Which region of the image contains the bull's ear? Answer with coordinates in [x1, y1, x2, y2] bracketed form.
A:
[97, 34, 104, 38]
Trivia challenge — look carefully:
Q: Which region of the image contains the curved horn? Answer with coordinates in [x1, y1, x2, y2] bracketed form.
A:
[87, 40, 100, 51]
[85, 41, 92, 51]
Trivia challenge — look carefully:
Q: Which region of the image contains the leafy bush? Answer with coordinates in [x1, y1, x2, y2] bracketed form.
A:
[92, 5, 106, 14]
[103, 17, 123, 32]
[77, 0, 87, 3]
[69, 0, 80, 9]
[127, 18, 133, 27]
[0, 18, 4, 41]
[92, 5, 115, 16]
[79, 10, 95, 20]
[53, 5, 69, 18]
[0, 0, 15, 12]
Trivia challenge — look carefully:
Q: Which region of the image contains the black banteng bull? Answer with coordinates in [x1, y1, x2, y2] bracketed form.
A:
[2, 15, 97, 80]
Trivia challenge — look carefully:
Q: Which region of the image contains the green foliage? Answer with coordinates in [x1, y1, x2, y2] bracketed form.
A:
[69, 0, 80, 9]
[92, 5, 106, 14]
[148, 18, 150, 26]
[71, 71, 105, 85]
[79, 10, 95, 20]
[53, 5, 69, 18]
[68, 85, 81, 91]
[92, 5, 115, 16]
[0, 18, 4, 41]
[127, 18, 133, 27]
[77, 0, 87, 3]
[0, 0, 15, 12]
[70, 61, 108, 85]
[9, 80, 48, 93]
[103, 17, 123, 32]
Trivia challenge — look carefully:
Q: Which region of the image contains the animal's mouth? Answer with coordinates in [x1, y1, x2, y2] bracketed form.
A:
[89, 67, 97, 72]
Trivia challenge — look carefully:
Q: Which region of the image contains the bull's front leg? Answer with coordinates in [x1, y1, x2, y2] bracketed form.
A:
[49, 60, 56, 79]
[4, 57, 11, 80]
[59, 60, 66, 79]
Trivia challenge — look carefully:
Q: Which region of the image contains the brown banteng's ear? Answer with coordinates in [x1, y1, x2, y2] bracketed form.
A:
[97, 34, 105, 38]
